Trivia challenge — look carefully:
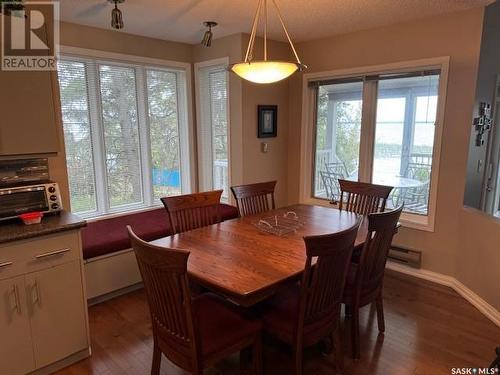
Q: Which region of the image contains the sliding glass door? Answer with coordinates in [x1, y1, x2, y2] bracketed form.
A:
[314, 81, 362, 201]
[312, 71, 441, 217]
[373, 75, 439, 214]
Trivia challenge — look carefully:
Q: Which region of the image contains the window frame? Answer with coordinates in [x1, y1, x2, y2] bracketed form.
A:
[194, 57, 231, 201]
[59, 46, 195, 220]
[300, 57, 450, 232]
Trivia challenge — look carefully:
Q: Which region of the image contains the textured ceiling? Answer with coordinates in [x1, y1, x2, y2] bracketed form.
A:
[60, 0, 491, 44]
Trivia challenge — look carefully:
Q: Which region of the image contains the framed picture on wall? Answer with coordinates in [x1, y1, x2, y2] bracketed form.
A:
[258, 105, 277, 138]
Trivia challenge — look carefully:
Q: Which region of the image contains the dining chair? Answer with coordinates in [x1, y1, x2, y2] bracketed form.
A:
[342, 205, 403, 359]
[127, 226, 262, 375]
[230, 180, 277, 217]
[261, 218, 362, 375]
[161, 190, 223, 234]
[338, 179, 393, 215]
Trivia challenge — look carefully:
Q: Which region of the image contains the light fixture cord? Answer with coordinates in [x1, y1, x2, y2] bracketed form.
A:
[271, 0, 302, 65]
[245, 0, 263, 63]
[264, 0, 267, 61]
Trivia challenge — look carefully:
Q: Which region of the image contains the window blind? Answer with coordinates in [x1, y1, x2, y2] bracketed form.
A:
[57, 57, 190, 217]
[146, 68, 182, 200]
[197, 65, 229, 200]
[98, 64, 143, 208]
[57, 60, 97, 214]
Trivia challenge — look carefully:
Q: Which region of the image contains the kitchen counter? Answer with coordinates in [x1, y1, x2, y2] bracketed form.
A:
[0, 211, 86, 244]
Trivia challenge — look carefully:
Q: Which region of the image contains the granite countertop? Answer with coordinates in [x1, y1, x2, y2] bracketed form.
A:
[0, 211, 86, 244]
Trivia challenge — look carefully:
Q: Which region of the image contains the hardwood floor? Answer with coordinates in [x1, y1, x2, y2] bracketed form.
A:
[57, 270, 500, 375]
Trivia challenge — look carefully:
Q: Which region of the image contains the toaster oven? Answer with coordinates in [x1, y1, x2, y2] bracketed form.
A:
[0, 182, 62, 221]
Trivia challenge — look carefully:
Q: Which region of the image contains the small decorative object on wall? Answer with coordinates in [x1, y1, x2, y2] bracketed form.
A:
[473, 101, 492, 146]
[0, 0, 24, 15]
[258, 105, 277, 138]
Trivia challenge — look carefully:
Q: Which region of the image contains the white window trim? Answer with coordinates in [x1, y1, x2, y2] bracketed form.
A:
[299, 57, 450, 232]
[59, 46, 196, 217]
[194, 57, 232, 200]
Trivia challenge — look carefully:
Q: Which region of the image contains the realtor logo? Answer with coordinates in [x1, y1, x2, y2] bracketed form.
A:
[1, 1, 59, 71]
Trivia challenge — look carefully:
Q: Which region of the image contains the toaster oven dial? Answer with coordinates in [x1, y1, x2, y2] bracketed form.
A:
[48, 186, 56, 193]
[49, 195, 58, 201]
[51, 203, 59, 210]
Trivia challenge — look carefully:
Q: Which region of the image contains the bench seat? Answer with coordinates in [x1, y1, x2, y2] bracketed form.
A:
[82, 204, 239, 260]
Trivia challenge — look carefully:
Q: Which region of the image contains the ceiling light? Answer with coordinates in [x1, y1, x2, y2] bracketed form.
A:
[229, 0, 306, 84]
[109, 0, 124, 30]
[201, 21, 217, 47]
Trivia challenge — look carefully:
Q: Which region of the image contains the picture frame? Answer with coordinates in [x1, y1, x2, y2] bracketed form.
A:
[258, 105, 277, 138]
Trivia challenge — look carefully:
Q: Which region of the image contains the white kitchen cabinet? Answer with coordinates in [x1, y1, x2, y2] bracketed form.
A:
[0, 275, 35, 375]
[26, 260, 88, 369]
[0, 229, 89, 374]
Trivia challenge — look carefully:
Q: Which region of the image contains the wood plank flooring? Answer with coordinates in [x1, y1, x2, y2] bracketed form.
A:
[56, 270, 500, 375]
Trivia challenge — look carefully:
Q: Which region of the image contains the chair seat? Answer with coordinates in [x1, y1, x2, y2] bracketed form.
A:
[194, 294, 261, 357]
[261, 287, 337, 347]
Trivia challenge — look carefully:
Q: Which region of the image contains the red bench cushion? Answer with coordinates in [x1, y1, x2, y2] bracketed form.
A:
[82, 204, 239, 260]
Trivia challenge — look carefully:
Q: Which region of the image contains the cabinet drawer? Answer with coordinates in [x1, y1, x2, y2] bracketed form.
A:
[0, 231, 81, 280]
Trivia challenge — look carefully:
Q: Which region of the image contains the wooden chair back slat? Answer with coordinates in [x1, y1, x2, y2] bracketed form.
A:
[161, 190, 223, 234]
[231, 181, 277, 216]
[127, 226, 199, 369]
[358, 205, 403, 295]
[299, 218, 361, 328]
[338, 179, 393, 215]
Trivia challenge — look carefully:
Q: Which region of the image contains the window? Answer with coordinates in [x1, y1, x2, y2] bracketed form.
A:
[308, 61, 447, 229]
[195, 61, 230, 201]
[57, 55, 191, 218]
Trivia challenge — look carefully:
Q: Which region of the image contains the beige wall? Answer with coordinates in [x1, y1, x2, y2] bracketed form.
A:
[60, 22, 192, 62]
[458, 209, 500, 309]
[288, 8, 500, 310]
[241, 37, 290, 207]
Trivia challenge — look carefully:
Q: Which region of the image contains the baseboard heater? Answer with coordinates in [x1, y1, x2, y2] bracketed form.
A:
[388, 246, 422, 268]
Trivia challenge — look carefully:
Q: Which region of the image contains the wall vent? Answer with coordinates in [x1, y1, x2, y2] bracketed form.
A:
[388, 246, 422, 268]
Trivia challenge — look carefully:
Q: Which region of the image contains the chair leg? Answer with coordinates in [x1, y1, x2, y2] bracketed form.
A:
[334, 329, 344, 374]
[240, 346, 252, 373]
[151, 342, 161, 375]
[293, 350, 303, 375]
[376, 293, 385, 333]
[351, 305, 360, 360]
[252, 334, 263, 375]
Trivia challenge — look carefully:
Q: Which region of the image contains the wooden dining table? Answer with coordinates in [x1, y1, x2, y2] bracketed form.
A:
[150, 204, 367, 307]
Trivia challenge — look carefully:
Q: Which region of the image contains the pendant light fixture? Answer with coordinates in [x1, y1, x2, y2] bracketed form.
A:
[109, 0, 125, 30]
[229, 0, 306, 84]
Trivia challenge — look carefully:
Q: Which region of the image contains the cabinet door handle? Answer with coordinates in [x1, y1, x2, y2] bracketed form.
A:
[34, 248, 70, 260]
[31, 280, 41, 306]
[0, 261, 13, 268]
[12, 284, 21, 314]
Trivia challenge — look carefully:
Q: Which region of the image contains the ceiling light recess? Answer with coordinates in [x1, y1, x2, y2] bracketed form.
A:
[229, 0, 306, 84]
